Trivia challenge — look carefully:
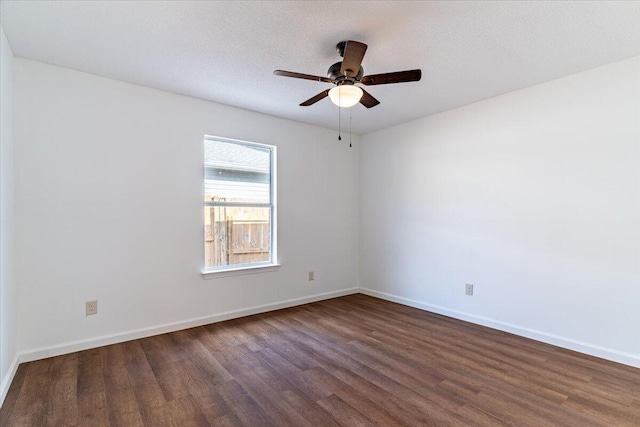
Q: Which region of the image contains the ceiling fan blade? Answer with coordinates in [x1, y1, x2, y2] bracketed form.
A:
[340, 41, 367, 78]
[300, 89, 330, 106]
[359, 88, 380, 108]
[274, 70, 332, 83]
[361, 69, 422, 85]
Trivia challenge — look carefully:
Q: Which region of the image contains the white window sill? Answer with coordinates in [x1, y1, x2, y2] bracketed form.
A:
[202, 263, 280, 279]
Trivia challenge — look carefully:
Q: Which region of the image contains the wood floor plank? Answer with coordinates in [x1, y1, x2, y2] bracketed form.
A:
[279, 388, 342, 427]
[215, 379, 276, 426]
[329, 367, 441, 426]
[250, 346, 334, 402]
[317, 394, 375, 427]
[137, 404, 172, 427]
[231, 369, 312, 427]
[454, 403, 512, 427]
[304, 366, 406, 427]
[133, 382, 165, 410]
[165, 394, 210, 426]
[77, 391, 110, 426]
[1, 294, 639, 426]
[45, 373, 78, 426]
[104, 386, 140, 420]
[7, 359, 53, 426]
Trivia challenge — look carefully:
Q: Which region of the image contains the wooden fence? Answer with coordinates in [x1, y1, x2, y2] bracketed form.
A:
[205, 212, 270, 267]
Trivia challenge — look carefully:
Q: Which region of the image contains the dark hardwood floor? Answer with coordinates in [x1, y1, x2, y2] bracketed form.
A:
[1, 294, 639, 426]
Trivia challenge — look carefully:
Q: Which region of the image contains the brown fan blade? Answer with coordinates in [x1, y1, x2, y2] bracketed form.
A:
[359, 88, 380, 108]
[274, 70, 332, 83]
[300, 89, 330, 106]
[361, 69, 422, 85]
[340, 41, 367, 78]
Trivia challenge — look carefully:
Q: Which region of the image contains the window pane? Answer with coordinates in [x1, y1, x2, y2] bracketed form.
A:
[204, 206, 271, 268]
[205, 139, 271, 204]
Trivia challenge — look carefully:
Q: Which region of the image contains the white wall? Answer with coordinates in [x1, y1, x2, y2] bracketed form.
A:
[360, 56, 640, 366]
[13, 58, 359, 357]
[0, 26, 17, 403]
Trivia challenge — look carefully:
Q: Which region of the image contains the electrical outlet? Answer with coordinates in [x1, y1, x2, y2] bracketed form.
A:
[465, 284, 474, 296]
[308, 271, 314, 281]
[86, 300, 98, 315]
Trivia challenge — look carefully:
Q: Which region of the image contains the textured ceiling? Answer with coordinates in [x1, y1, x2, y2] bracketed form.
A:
[2, 1, 640, 135]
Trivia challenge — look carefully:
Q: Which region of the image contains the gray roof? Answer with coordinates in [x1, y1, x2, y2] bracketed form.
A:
[205, 139, 270, 173]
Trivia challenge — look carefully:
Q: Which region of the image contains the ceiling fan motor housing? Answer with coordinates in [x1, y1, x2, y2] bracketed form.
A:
[327, 62, 364, 83]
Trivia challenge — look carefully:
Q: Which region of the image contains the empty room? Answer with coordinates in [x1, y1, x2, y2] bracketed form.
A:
[1, 1, 639, 425]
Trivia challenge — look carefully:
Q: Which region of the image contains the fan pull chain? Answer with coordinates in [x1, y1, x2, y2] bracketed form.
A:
[338, 89, 342, 141]
[349, 107, 352, 148]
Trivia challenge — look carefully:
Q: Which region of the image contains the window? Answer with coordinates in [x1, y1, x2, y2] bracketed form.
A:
[203, 136, 276, 273]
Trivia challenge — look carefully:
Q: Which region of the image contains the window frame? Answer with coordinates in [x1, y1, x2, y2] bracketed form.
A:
[202, 135, 278, 276]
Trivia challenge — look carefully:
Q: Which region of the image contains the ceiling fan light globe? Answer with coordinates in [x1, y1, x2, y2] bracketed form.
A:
[329, 85, 363, 108]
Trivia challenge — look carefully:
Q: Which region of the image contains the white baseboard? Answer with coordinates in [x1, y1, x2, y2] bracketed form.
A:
[18, 287, 359, 365]
[0, 353, 20, 408]
[360, 288, 640, 369]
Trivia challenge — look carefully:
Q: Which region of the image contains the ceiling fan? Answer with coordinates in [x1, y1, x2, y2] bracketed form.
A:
[274, 40, 421, 109]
